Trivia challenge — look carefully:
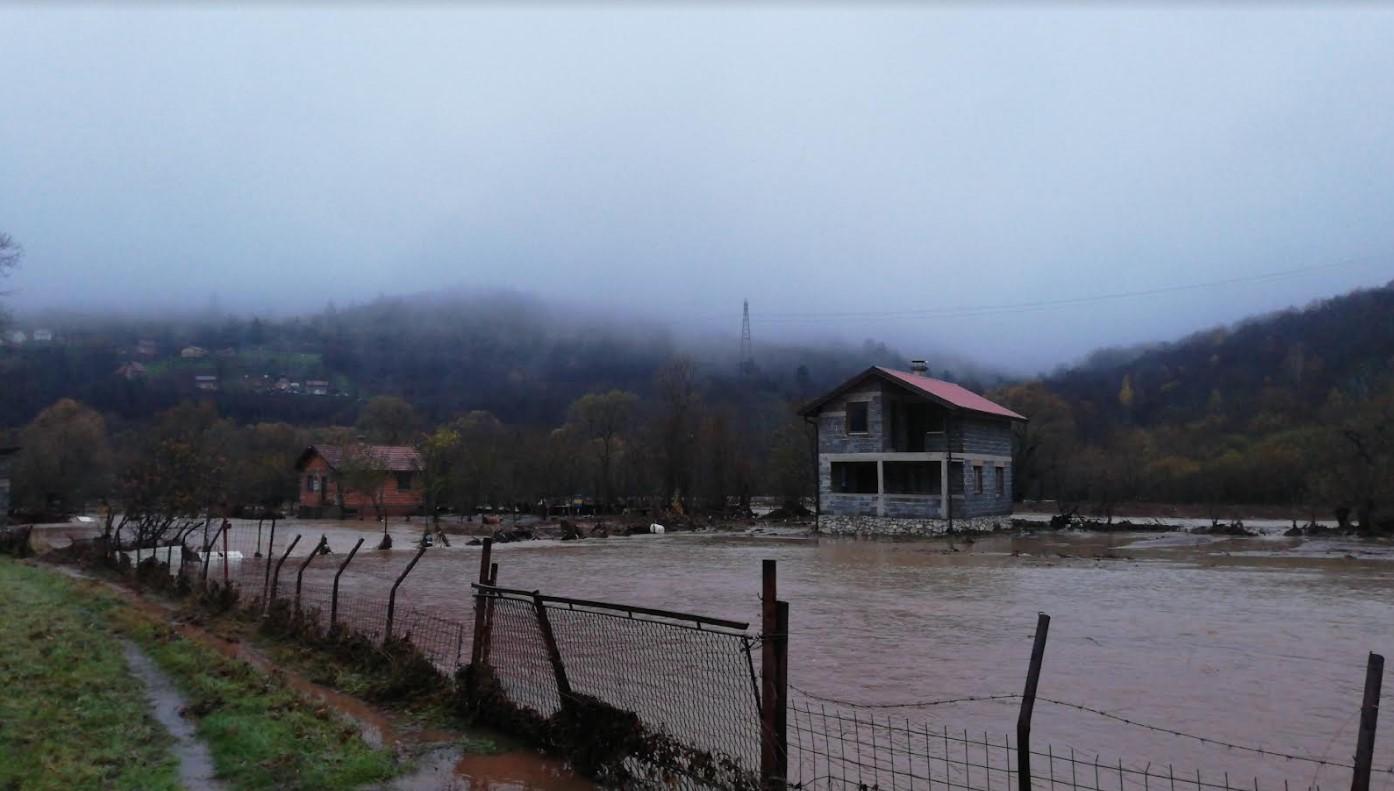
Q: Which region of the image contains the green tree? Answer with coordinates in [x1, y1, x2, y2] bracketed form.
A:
[356, 396, 419, 444]
[567, 390, 638, 511]
[417, 426, 461, 524]
[12, 399, 113, 515]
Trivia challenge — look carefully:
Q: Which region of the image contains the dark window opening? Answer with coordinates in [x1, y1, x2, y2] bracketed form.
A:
[396, 472, 413, 491]
[831, 461, 878, 494]
[846, 401, 869, 434]
[884, 461, 941, 494]
[306, 475, 317, 492]
[973, 465, 984, 495]
[995, 467, 1005, 497]
[890, 401, 946, 452]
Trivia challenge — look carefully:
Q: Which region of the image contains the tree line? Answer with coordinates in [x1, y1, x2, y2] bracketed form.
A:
[7, 357, 817, 523]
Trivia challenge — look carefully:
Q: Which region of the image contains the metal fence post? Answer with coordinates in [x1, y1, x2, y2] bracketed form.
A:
[200, 521, 229, 588]
[482, 562, 499, 665]
[761, 558, 782, 790]
[267, 533, 301, 606]
[330, 537, 364, 629]
[294, 535, 328, 612]
[1352, 652, 1384, 791]
[775, 599, 790, 787]
[384, 544, 428, 646]
[533, 593, 573, 708]
[1017, 613, 1052, 791]
[262, 519, 278, 603]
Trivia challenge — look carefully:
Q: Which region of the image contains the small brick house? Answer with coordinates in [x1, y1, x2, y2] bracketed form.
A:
[294, 444, 424, 518]
[799, 364, 1026, 536]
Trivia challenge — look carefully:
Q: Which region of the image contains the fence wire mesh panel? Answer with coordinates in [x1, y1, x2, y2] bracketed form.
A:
[787, 694, 1326, 791]
[545, 599, 762, 775]
[474, 587, 763, 790]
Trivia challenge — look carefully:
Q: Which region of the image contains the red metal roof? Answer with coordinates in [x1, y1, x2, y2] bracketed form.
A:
[874, 367, 1026, 420]
[297, 444, 422, 472]
[799, 366, 1026, 421]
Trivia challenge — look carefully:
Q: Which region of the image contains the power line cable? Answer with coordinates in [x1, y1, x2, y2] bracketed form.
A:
[744, 256, 1388, 324]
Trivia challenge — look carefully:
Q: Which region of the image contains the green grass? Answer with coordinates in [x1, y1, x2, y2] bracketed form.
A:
[112, 609, 401, 790]
[0, 558, 402, 790]
[0, 559, 180, 791]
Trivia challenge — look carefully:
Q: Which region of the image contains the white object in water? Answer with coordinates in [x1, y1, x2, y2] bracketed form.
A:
[211, 551, 244, 561]
[649, 523, 666, 534]
[76, 516, 95, 523]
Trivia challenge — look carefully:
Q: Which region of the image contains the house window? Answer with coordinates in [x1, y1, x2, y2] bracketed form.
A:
[884, 461, 940, 495]
[395, 472, 413, 491]
[830, 461, 878, 494]
[973, 465, 984, 495]
[306, 475, 318, 493]
[846, 401, 869, 434]
[995, 467, 1005, 497]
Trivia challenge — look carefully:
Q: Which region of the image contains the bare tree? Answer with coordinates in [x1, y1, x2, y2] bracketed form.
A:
[0, 232, 21, 327]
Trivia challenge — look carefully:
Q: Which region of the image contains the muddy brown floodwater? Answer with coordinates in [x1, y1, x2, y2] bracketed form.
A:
[40, 519, 1394, 788]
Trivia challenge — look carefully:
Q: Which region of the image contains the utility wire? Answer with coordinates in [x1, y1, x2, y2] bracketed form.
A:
[741, 257, 1386, 324]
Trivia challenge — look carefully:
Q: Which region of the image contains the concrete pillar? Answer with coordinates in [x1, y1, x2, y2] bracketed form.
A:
[876, 460, 885, 516]
[940, 459, 949, 518]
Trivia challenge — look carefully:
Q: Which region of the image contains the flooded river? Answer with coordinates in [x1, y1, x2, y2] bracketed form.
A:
[44, 518, 1394, 788]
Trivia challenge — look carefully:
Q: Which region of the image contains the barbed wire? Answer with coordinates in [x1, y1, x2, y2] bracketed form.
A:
[1036, 697, 1381, 772]
[790, 684, 1023, 710]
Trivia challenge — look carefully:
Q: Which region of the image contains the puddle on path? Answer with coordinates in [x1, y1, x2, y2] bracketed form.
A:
[120, 639, 225, 790]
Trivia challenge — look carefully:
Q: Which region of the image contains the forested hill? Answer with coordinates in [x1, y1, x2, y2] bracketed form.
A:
[0, 290, 997, 429]
[992, 281, 1394, 513]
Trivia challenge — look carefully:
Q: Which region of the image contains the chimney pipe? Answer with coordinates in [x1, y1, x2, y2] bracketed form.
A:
[910, 360, 928, 374]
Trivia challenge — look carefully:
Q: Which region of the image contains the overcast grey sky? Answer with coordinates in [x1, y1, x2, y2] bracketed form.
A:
[3, 5, 1393, 372]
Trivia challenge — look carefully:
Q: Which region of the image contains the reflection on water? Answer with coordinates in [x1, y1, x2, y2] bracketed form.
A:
[40, 519, 1394, 787]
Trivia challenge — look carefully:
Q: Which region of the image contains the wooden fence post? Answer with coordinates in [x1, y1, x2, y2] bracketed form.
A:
[761, 559, 783, 790]
[469, 538, 494, 670]
[1352, 652, 1384, 791]
[383, 544, 428, 646]
[1017, 613, 1051, 791]
[267, 533, 301, 606]
[329, 537, 364, 629]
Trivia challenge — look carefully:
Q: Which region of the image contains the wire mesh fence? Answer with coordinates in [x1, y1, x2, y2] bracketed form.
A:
[787, 693, 1350, 791]
[471, 584, 765, 789]
[107, 521, 1386, 791]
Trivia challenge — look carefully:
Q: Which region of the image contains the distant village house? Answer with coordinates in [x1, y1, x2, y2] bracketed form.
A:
[295, 444, 423, 518]
[193, 374, 219, 392]
[799, 364, 1026, 536]
[181, 345, 209, 359]
[305, 380, 330, 396]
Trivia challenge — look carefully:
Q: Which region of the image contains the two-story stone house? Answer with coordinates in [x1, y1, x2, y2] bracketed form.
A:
[799, 364, 1026, 536]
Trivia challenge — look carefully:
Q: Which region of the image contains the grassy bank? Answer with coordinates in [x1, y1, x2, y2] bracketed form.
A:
[113, 609, 400, 790]
[0, 557, 401, 790]
[0, 559, 180, 790]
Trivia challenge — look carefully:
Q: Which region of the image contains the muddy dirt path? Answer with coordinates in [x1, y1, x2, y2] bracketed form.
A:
[120, 639, 225, 790]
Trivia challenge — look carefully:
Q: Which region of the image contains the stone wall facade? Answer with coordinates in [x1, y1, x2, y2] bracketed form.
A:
[817, 513, 1012, 537]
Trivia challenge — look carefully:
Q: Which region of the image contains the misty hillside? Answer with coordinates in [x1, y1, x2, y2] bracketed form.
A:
[1045, 282, 1394, 435]
[992, 282, 1394, 508]
[0, 290, 1002, 429]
